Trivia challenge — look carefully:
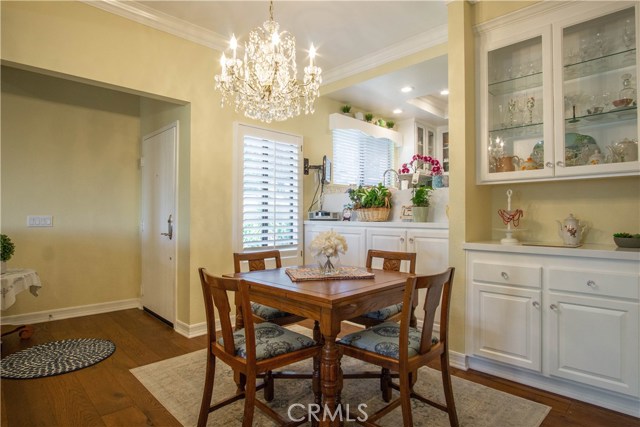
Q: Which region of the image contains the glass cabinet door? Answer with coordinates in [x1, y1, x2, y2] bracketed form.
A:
[555, 5, 638, 177]
[480, 26, 554, 182]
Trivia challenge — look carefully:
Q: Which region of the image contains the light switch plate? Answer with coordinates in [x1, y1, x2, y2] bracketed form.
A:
[27, 215, 53, 227]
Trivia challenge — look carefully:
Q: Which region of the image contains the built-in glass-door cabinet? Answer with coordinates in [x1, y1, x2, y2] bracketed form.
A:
[480, 26, 554, 182]
[554, 5, 638, 177]
[478, 2, 638, 183]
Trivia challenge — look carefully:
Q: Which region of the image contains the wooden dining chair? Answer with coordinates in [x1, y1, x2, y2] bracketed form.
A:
[337, 268, 458, 427]
[197, 268, 321, 427]
[348, 250, 417, 328]
[233, 251, 305, 327]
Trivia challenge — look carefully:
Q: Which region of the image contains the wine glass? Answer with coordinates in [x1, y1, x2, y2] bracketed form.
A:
[526, 96, 536, 124]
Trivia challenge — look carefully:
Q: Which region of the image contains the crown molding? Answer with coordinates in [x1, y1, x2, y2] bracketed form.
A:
[322, 24, 448, 85]
[84, 1, 448, 85]
[83, 0, 228, 50]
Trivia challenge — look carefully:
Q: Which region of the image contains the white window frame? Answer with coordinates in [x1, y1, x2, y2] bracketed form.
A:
[233, 123, 303, 261]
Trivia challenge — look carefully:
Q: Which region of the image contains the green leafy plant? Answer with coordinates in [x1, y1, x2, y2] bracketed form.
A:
[341, 104, 352, 113]
[411, 185, 433, 207]
[386, 120, 395, 129]
[348, 183, 391, 209]
[613, 232, 640, 238]
[377, 118, 386, 127]
[1, 234, 15, 262]
[365, 113, 374, 122]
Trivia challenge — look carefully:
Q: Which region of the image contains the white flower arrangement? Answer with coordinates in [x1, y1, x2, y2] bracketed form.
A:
[310, 230, 348, 258]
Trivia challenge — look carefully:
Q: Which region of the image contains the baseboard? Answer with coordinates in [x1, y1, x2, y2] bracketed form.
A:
[468, 355, 640, 418]
[174, 318, 207, 338]
[0, 298, 141, 325]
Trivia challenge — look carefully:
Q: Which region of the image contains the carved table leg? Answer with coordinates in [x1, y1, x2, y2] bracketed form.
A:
[320, 335, 342, 427]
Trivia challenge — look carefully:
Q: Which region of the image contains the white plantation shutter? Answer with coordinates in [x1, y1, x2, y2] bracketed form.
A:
[239, 131, 301, 252]
[332, 129, 393, 186]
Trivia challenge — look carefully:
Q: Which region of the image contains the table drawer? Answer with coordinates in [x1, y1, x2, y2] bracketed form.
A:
[548, 268, 640, 300]
[472, 261, 541, 288]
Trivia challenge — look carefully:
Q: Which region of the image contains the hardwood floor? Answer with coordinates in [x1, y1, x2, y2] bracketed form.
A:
[1, 309, 638, 427]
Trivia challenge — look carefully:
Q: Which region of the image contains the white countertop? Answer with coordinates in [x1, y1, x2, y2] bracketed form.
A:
[305, 220, 449, 230]
[463, 241, 640, 261]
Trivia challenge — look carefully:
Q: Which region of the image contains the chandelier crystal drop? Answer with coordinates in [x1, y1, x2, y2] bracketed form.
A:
[214, 1, 322, 123]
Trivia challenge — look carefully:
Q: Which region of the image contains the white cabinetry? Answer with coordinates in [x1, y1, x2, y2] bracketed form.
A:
[465, 243, 640, 416]
[366, 227, 449, 275]
[545, 267, 639, 396]
[470, 260, 542, 371]
[477, 2, 639, 184]
[304, 224, 366, 268]
[304, 222, 448, 275]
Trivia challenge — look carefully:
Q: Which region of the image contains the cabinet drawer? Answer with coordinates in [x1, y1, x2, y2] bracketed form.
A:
[548, 268, 640, 300]
[472, 262, 541, 288]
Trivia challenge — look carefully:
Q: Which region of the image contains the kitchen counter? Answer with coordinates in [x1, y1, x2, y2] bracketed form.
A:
[463, 241, 640, 261]
[305, 220, 448, 229]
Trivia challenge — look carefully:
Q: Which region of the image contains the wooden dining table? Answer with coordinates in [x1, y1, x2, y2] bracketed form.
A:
[229, 265, 412, 427]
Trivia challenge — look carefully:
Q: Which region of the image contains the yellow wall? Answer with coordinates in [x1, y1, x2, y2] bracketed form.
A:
[1, 67, 141, 315]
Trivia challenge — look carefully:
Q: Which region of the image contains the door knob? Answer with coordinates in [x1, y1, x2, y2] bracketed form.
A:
[161, 214, 173, 240]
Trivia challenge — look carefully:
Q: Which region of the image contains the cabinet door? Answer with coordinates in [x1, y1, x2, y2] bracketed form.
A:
[553, 4, 639, 178]
[304, 226, 324, 264]
[478, 24, 555, 182]
[546, 292, 639, 397]
[407, 229, 448, 275]
[331, 225, 366, 268]
[472, 283, 542, 371]
[366, 228, 410, 271]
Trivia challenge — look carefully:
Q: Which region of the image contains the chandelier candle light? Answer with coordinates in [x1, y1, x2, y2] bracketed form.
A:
[497, 189, 524, 245]
[214, 1, 322, 123]
[310, 230, 348, 275]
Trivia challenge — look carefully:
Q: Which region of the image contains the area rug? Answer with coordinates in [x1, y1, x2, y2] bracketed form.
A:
[1, 338, 115, 379]
[131, 349, 550, 426]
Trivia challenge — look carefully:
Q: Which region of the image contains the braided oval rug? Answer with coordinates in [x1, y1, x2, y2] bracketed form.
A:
[1, 338, 115, 379]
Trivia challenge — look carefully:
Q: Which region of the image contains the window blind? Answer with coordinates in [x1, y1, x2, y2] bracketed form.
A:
[332, 129, 393, 186]
[242, 136, 300, 251]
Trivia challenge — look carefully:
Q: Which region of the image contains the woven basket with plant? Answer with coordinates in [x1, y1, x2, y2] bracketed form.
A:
[348, 184, 391, 222]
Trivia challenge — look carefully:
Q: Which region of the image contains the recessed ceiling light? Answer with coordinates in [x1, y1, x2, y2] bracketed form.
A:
[440, 89, 449, 96]
[393, 108, 403, 114]
[401, 86, 414, 93]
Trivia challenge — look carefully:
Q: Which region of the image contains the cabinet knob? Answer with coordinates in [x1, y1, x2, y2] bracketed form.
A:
[409, 237, 414, 244]
[501, 271, 509, 280]
[550, 304, 558, 311]
[586, 280, 596, 288]
[545, 162, 553, 168]
[556, 161, 565, 167]
[400, 237, 405, 243]
[532, 301, 540, 308]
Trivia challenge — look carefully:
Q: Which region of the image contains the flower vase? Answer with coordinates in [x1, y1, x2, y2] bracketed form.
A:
[432, 175, 443, 188]
[412, 206, 429, 222]
[317, 254, 340, 275]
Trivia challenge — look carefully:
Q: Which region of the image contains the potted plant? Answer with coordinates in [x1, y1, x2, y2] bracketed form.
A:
[411, 185, 433, 222]
[341, 104, 353, 117]
[1, 234, 15, 271]
[365, 113, 374, 123]
[348, 183, 392, 222]
[386, 120, 395, 130]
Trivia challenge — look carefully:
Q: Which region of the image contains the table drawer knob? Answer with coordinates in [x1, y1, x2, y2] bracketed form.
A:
[501, 272, 509, 280]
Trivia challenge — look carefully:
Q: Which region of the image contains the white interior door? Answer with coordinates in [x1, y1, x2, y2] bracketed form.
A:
[141, 123, 177, 325]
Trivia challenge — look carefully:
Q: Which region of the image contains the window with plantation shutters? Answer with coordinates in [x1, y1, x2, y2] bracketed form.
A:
[332, 129, 394, 186]
[234, 124, 302, 258]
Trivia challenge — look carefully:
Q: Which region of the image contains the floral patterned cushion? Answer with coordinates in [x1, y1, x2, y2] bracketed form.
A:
[362, 303, 403, 320]
[219, 322, 316, 360]
[251, 302, 294, 321]
[338, 321, 438, 359]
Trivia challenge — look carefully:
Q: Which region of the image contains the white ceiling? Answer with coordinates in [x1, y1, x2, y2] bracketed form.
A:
[114, 1, 449, 124]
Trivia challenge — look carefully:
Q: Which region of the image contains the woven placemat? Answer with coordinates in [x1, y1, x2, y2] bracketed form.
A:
[285, 266, 375, 282]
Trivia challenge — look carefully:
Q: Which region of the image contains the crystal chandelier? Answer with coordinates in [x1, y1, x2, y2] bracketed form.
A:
[214, 1, 322, 123]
